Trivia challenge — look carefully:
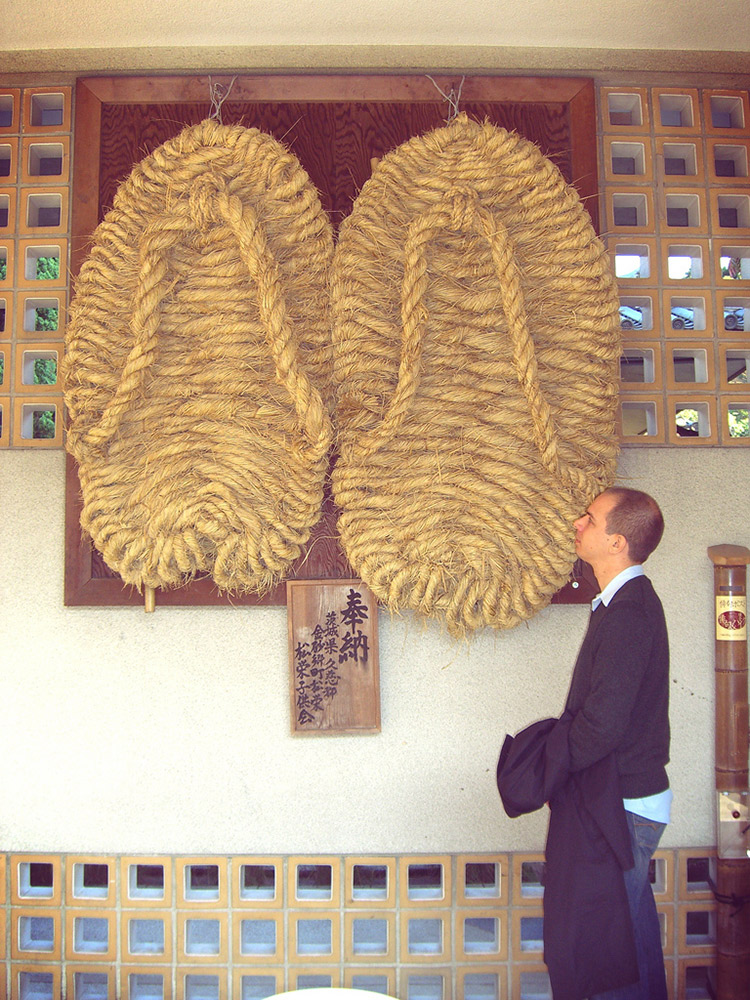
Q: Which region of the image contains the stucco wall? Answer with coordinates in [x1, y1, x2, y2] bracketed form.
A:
[1, 446, 746, 854]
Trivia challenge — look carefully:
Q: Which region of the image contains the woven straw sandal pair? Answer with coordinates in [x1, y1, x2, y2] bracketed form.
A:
[64, 114, 620, 633]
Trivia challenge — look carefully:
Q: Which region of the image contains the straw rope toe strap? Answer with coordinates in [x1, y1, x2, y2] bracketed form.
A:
[331, 114, 621, 635]
[64, 120, 334, 594]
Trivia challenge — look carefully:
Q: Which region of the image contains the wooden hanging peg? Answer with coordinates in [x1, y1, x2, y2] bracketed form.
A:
[145, 586, 156, 613]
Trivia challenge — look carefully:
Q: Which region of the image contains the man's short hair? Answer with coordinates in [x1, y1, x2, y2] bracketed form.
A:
[604, 487, 664, 564]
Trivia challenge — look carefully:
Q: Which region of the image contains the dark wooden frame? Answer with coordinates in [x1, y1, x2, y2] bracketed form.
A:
[65, 74, 599, 607]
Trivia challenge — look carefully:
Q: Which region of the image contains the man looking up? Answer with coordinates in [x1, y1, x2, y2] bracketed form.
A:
[567, 487, 670, 1000]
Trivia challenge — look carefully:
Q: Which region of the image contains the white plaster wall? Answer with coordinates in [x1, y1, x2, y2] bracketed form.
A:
[0, 447, 747, 854]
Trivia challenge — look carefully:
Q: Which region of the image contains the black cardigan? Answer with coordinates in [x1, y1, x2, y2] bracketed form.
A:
[565, 574, 670, 798]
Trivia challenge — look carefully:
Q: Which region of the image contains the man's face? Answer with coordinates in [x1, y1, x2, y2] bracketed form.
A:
[573, 492, 620, 568]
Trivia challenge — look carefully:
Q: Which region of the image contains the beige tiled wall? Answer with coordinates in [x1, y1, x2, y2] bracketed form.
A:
[0, 850, 718, 1000]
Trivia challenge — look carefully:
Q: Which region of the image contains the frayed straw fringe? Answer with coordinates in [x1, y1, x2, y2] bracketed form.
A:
[330, 114, 621, 636]
[63, 119, 334, 594]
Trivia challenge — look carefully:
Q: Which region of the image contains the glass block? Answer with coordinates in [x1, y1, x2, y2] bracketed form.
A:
[20, 972, 55, 1000]
[297, 917, 332, 955]
[520, 915, 544, 952]
[185, 918, 221, 956]
[129, 864, 164, 900]
[464, 916, 499, 954]
[185, 864, 219, 901]
[464, 973, 499, 1000]
[129, 974, 164, 1000]
[520, 861, 545, 899]
[19, 914, 55, 950]
[407, 917, 442, 954]
[19, 862, 54, 898]
[73, 972, 109, 1000]
[519, 970, 552, 999]
[352, 864, 388, 901]
[73, 863, 110, 899]
[296, 976, 332, 990]
[240, 864, 275, 901]
[408, 863, 443, 901]
[351, 975, 391, 994]
[464, 861, 500, 899]
[239, 976, 277, 1000]
[129, 917, 165, 954]
[406, 974, 443, 1000]
[240, 918, 276, 955]
[185, 975, 219, 1000]
[352, 917, 388, 955]
[74, 916, 109, 953]
[296, 863, 332, 900]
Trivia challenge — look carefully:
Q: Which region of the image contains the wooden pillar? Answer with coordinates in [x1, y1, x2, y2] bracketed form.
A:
[707, 544, 750, 1000]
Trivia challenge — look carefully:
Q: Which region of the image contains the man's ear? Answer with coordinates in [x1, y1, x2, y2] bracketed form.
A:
[610, 533, 628, 555]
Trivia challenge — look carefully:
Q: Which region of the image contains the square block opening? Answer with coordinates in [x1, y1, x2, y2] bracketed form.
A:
[519, 971, 552, 1000]
[30, 93, 65, 128]
[464, 861, 500, 899]
[21, 403, 57, 441]
[0, 144, 13, 179]
[352, 917, 388, 955]
[184, 864, 220, 901]
[0, 348, 5, 386]
[0, 94, 15, 128]
[713, 143, 749, 179]
[185, 918, 221, 956]
[129, 918, 166, 955]
[0, 298, 7, 334]
[352, 863, 388, 901]
[184, 975, 219, 1000]
[621, 401, 659, 438]
[685, 856, 714, 893]
[716, 194, 750, 229]
[0, 245, 10, 282]
[239, 918, 276, 955]
[408, 863, 444, 901]
[612, 192, 648, 228]
[27, 143, 64, 177]
[666, 244, 703, 280]
[727, 404, 750, 438]
[128, 864, 165, 901]
[610, 141, 647, 176]
[296, 975, 333, 990]
[619, 295, 654, 331]
[662, 142, 698, 177]
[658, 93, 695, 128]
[19, 915, 55, 951]
[682, 964, 714, 999]
[21, 350, 58, 387]
[606, 92, 643, 127]
[240, 864, 276, 901]
[20, 972, 55, 1000]
[665, 193, 701, 228]
[19, 861, 55, 898]
[23, 245, 60, 281]
[720, 246, 750, 280]
[674, 402, 712, 438]
[463, 916, 499, 954]
[463, 973, 498, 1000]
[407, 917, 442, 955]
[296, 863, 332, 901]
[519, 861, 545, 899]
[238, 975, 277, 1000]
[650, 856, 668, 893]
[73, 916, 109, 954]
[351, 975, 391, 994]
[72, 863, 110, 899]
[73, 972, 109, 1000]
[724, 349, 750, 385]
[520, 915, 544, 953]
[710, 95, 745, 130]
[0, 193, 10, 228]
[614, 243, 651, 280]
[296, 917, 332, 955]
[25, 193, 62, 229]
[685, 909, 716, 947]
[669, 297, 706, 331]
[406, 974, 444, 1000]
[129, 973, 164, 1000]
[620, 349, 656, 384]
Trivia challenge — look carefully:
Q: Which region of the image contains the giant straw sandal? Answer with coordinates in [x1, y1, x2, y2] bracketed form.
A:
[330, 114, 621, 634]
[64, 119, 334, 594]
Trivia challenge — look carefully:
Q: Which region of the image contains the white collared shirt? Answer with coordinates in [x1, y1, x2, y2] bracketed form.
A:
[591, 563, 672, 825]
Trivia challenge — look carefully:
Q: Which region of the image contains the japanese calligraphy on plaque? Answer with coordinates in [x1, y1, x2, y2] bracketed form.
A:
[286, 580, 380, 735]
